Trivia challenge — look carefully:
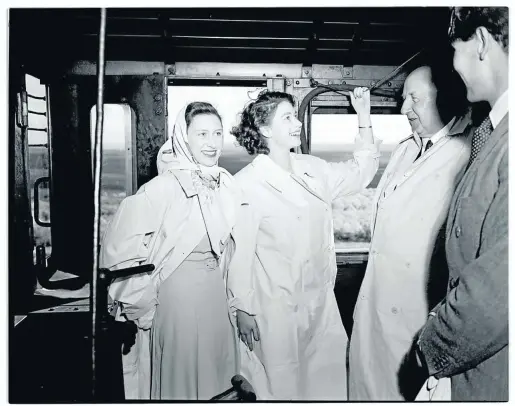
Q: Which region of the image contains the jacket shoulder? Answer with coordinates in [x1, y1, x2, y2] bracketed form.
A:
[292, 153, 329, 174]
[234, 160, 258, 182]
[137, 172, 180, 200]
[293, 153, 326, 165]
[398, 133, 415, 145]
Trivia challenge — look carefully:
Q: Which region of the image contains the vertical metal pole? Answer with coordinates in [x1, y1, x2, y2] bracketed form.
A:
[91, 8, 107, 399]
[45, 86, 53, 196]
[306, 103, 312, 153]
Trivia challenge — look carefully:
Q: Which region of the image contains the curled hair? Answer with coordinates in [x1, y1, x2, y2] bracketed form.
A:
[449, 7, 509, 50]
[231, 90, 295, 155]
[184, 101, 222, 129]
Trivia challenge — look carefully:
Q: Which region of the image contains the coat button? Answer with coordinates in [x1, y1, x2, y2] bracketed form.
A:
[455, 226, 461, 238]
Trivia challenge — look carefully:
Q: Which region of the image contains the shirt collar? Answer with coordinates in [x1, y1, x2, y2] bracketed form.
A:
[489, 89, 509, 129]
[428, 117, 455, 146]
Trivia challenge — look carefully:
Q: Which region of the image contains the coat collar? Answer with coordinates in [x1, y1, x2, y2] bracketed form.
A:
[447, 111, 473, 136]
[398, 112, 472, 148]
[291, 156, 326, 202]
[251, 154, 290, 193]
[251, 154, 326, 202]
[168, 170, 198, 198]
[380, 114, 473, 197]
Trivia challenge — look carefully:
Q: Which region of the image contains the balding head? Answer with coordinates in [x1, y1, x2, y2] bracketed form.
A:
[407, 66, 433, 86]
[401, 66, 444, 137]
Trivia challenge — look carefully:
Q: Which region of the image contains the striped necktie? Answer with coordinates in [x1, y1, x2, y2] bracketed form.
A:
[468, 116, 493, 168]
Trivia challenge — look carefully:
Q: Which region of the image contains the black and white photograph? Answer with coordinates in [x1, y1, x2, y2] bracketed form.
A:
[6, 4, 509, 402]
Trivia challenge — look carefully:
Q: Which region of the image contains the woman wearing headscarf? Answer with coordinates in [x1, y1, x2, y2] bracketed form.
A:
[100, 102, 240, 400]
[226, 89, 380, 400]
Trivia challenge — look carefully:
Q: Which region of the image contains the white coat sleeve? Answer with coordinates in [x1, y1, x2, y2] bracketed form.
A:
[324, 134, 381, 201]
[99, 188, 163, 329]
[226, 201, 260, 316]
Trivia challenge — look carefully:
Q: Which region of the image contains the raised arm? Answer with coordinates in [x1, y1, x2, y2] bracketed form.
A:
[325, 87, 381, 200]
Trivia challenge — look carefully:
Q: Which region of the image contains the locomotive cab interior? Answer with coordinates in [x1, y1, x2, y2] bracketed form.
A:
[9, 7, 454, 402]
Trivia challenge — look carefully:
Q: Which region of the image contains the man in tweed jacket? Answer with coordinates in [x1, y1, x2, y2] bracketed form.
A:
[407, 7, 509, 401]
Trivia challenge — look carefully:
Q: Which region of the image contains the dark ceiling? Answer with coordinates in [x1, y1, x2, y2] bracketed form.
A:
[10, 7, 453, 70]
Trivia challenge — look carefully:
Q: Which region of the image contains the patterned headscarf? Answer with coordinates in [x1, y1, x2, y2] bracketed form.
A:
[156, 105, 237, 256]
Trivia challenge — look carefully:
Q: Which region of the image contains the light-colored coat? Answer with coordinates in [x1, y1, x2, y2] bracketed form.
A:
[348, 116, 472, 400]
[226, 145, 379, 400]
[417, 114, 509, 401]
[99, 170, 238, 399]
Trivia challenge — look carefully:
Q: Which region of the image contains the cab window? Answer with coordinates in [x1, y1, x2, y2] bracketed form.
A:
[310, 111, 411, 250]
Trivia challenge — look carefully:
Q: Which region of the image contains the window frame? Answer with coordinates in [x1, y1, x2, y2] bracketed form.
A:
[25, 73, 52, 260]
[166, 79, 269, 175]
[90, 103, 137, 197]
[308, 101, 408, 258]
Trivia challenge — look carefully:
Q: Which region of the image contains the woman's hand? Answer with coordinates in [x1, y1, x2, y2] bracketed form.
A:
[236, 309, 260, 351]
[349, 87, 371, 118]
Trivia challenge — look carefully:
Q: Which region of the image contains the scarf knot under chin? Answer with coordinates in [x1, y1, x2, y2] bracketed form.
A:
[155, 105, 236, 257]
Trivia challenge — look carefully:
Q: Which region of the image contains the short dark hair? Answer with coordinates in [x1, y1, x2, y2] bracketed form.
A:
[184, 101, 222, 129]
[411, 50, 468, 123]
[231, 90, 295, 155]
[449, 7, 509, 50]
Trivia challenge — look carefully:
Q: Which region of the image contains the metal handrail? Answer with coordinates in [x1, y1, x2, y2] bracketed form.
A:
[28, 109, 47, 116]
[91, 8, 107, 400]
[27, 93, 46, 100]
[33, 176, 51, 227]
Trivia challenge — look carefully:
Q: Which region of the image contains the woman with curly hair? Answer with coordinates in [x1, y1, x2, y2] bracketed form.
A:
[225, 88, 380, 400]
[101, 102, 240, 400]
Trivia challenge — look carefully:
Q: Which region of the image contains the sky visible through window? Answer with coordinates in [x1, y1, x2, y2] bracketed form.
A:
[92, 85, 413, 154]
[166, 86, 413, 249]
[167, 86, 412, 149]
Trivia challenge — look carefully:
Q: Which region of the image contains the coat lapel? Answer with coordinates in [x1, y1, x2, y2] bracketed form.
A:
[291, 156, 327, 203]
[470, 113, 508, 170]
[252, 154, 327, 204]
[379, 136, 421, 200]
[391, 115, 472, 192]
[171, 170, 198, 198]
[251, 155, 289, 194]
[446, 113, 508, 239]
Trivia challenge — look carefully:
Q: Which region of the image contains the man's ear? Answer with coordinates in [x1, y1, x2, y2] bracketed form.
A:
[476, 26, 491, 61]
[260, 126, 272, 139]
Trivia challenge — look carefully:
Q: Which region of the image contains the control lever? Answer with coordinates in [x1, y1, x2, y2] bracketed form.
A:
[211, 374, 256, 401]
[94, 264, 155, 401]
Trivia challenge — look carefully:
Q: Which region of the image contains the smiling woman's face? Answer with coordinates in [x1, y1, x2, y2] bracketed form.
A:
[262, 100, 303, 152]
[186, 113, 224, 166]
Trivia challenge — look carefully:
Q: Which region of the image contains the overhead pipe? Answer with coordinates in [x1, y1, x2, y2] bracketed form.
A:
[299, 50, 423, 153]
[298, 83, 397, 153]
